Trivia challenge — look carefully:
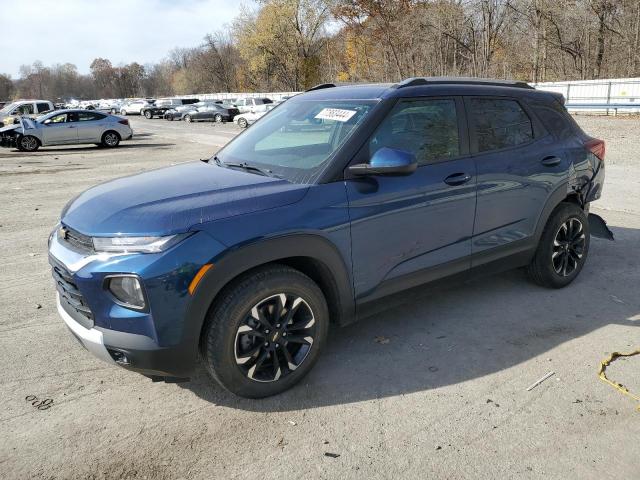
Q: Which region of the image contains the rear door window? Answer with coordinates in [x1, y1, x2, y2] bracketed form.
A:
[369, 98, 460, 165]
[469, 98, 533, 152]
[37, 102, 51, 113]
[78, 112, 106, 121]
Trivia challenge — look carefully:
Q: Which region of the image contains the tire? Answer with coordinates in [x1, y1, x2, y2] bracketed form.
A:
[110, 108, 117, 114]
[184, 115, 192, 123]
[526, 202, 590, 288]
[201, 265, 329, 398]
[214, 114, 223, 123]
[139, 109, 145, 116]
[120, 109, 127, 116]
[101, 131, 121, 148]
[144, 110, 153, 119]
[238, 117, 248, 128]
[18, 135, 40, 152]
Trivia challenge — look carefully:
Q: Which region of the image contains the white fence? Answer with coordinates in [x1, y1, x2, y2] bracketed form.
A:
[533, 78, 640, 114]
[181, 91, 300, 102]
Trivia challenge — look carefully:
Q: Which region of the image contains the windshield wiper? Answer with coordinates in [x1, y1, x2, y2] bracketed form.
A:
[212, 156, 281, 178]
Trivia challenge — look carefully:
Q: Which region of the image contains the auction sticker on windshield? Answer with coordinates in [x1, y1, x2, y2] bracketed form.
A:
[315, 108, 357, 122]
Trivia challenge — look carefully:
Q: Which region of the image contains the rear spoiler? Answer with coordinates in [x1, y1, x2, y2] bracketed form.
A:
[547, 91, 566, 105]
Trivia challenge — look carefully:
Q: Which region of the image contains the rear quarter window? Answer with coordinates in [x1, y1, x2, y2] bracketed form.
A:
[530, 100, 583, 140]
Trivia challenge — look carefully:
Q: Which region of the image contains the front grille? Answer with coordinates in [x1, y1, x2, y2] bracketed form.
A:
[50, 256, 94, 329]
[60, 226, 94, 253]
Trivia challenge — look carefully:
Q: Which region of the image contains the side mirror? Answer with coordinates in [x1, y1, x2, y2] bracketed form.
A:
[349, 147, 417, 176]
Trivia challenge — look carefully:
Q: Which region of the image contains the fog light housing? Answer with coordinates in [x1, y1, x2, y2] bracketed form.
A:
[106, 275, 147, 310]
[107, 348, 130, 365]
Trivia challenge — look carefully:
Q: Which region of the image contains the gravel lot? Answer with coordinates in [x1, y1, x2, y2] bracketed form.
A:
[1, 115, 639, 479]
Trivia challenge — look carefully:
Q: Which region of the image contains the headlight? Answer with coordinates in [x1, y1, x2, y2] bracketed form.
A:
[106, 275, 146, 310]
[92, 233, 190, 253]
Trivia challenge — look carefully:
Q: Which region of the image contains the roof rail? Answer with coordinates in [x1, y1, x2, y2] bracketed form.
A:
[393, 77, 534, 90]
[306, 83, 336, 92]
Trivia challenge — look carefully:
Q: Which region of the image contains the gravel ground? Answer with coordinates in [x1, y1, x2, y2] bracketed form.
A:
[0, 115, 638, 479]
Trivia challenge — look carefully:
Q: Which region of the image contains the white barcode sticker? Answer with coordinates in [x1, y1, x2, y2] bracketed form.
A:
[314, 108, 357, 122]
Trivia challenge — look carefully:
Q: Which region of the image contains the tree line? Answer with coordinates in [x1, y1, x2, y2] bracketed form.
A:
[1, 0, 639, 101]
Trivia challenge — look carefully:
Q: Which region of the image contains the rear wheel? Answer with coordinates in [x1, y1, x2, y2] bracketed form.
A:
[144, 110, 153, 119]
[526, 202, 590, 288]
[184, 115, 193, 123]
[101, 131, 121, 148]
[238, 117, 248, 128]
[120, 109, 127, 116]
[18, 135, 40, 152]
[201, 265, 329, 398]
[214, 113, 223, 123]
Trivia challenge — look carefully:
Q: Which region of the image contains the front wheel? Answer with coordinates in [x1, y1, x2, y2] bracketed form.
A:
[237, 117, 248, 128]
[526, 202, 590, 288]
[184, 115, 192, 123]
[144, 110, 153, 119]
[214, 114, 223, 123]
[18, 135, 40, 152]
[201, 265, 329, 398]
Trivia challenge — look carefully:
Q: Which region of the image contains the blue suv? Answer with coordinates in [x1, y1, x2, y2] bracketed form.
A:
[49, 78, 607, 398]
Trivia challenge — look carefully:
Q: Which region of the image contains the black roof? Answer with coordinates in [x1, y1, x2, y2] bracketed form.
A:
[300, 77, 547, 101]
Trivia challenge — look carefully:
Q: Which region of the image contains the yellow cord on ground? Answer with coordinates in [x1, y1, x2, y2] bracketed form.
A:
[598, 349, 640, 412]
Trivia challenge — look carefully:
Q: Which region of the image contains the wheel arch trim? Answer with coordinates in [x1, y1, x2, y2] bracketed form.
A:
[181, 233, 355, 368]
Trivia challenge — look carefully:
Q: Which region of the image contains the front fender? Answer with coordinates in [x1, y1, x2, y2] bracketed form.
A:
[182, 233, 356, 361]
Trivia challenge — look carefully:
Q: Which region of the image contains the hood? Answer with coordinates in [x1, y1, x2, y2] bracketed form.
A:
[62, 161, 309, 236]
[0, 123, 20, 133]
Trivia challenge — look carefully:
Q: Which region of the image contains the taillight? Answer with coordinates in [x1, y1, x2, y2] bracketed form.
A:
[118, 119, 129, 126]
[585, 138, 605, 161]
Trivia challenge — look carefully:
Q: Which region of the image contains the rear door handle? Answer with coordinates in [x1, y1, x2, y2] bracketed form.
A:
[444, 172, 472, 186]
[541, 156, 561, 167]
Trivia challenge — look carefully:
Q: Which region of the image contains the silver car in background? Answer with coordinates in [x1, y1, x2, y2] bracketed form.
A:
[0, 109, 133, 152]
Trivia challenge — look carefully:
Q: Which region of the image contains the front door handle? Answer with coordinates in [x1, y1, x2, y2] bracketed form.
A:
[444, 172, 472, 186]
[541, 156, 561, 167]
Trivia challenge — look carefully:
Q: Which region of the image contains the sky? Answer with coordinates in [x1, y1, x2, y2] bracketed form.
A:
[0, 0, 256, 77]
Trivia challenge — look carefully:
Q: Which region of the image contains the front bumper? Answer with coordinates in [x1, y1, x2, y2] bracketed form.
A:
[49, 226, 226, 378]
[57, 293, 114, 365]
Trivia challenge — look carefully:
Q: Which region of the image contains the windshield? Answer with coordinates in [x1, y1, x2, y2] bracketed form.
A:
[215, 99, 376, 183]
[0, 102, 19, 115]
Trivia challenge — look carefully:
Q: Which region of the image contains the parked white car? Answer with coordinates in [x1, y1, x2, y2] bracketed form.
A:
[233, 97, 274, 114]
[0, 100, 55, 127]
[120, 100, 155, 115]
[233, 104, 278, 128]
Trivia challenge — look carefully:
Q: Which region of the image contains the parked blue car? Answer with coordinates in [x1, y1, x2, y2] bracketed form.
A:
[49, 78, 608, 398]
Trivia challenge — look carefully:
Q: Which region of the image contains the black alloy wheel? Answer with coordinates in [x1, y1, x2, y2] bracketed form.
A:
[234, 293, 316, 382]
[201, 265, 329, 398]
[552, 218, 586, 277]
[526, 202, 590, 288]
